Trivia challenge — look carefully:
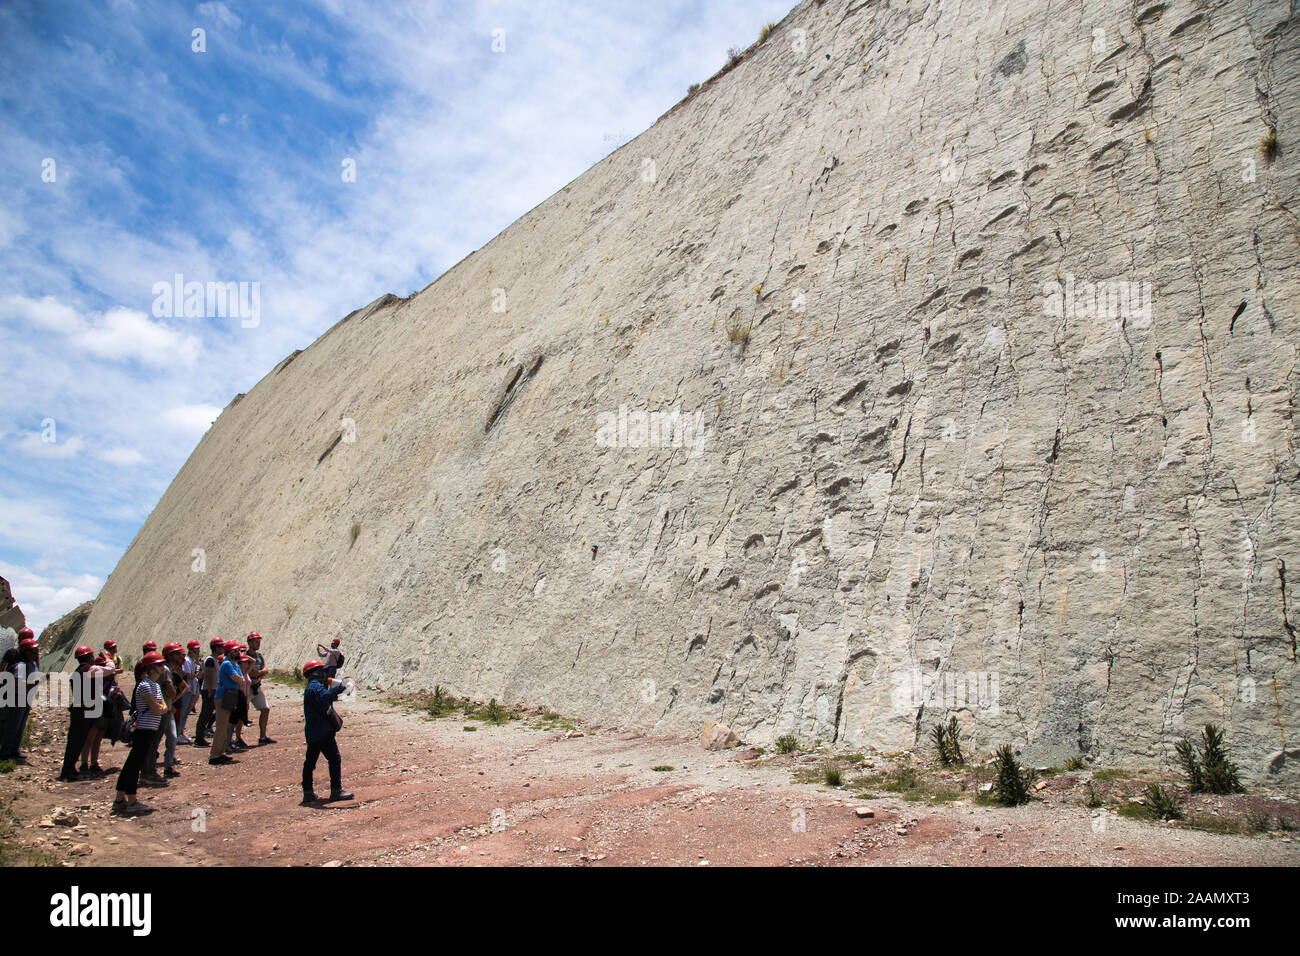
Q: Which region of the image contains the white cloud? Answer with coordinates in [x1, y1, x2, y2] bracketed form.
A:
[160, 403, 222, 433]
[74, 306, 201, 366]
[97, 446, 146, 466]
[10, 431, 86, 460]
[4, 295, 201, 367]
[196, 2, 240, 29]
[4, 294, 83, 334]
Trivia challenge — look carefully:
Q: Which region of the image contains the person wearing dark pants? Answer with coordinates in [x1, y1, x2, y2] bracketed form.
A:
[300, 659, 352, 805]
[193, 637, 221, 746]
[113, 653, 168, 816]
[57, 646, 105, 782]
[0, 632, 41, 760]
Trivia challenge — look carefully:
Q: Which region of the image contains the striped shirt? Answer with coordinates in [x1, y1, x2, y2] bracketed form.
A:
[133, 679, 163, 730]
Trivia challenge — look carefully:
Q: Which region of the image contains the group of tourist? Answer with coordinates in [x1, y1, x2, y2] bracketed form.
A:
[2, 629, 353, 816]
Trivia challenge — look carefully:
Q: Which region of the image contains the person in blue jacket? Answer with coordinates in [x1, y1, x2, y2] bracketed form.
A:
[300, 659, 354, 805]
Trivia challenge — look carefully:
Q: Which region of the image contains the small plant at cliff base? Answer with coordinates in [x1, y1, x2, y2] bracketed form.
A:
[1174, 736, 1204, 791]
[1199, 724, 1244, 794]
[1179, 724, 1243, 794]
[931, 717, 964, 766]
[930, 722, 952, 765]
[775, 734, 801, 754]
[1144, 783, 1183, 821]
[992, 745, 1033, 806]
[823, 763, 843, 787]
[1064, 756, 1086, 771]
[1244, 809, 1272, 833]
[945, 716, 964, 765]
[484, 698, 508, 724]
[1083, 782, 1102, 808]
[759, 23, 775, 42]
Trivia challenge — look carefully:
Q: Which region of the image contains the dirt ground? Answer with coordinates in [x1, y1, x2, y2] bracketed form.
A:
[3, 684, 1297, 867]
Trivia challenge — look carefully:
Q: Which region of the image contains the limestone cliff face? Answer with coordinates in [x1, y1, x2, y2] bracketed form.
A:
[84, 0, 1299, 783]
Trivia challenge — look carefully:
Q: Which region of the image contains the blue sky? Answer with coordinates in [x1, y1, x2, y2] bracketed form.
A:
[0, 0, 795, 634]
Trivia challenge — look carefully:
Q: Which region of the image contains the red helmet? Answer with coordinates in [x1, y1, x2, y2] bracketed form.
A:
[74, 645, 94, 661]
[247, 631, 261, 641]
[138, 651, 164, 667]
[142, 641, 157, 652]
[104, 639, 118, 651]
[19, 638, 38, 651]
[18, 627, 34, 640]
[95, 653, 108, 665]
[239, 653, 253, 662]
[163, 641, 183, 655]
[303, 659, 325, 675]
[330, 638, 341, 647]
[187, 639, 201, 650]
[223, 639, 239, 651]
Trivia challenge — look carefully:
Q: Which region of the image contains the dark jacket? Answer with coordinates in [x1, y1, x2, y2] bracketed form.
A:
[303, 677, 347, 744]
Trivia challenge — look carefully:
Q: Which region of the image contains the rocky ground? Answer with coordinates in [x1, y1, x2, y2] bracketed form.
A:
[2, 682, 1297, 867]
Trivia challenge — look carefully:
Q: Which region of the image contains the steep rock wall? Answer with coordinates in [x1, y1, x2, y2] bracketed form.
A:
[84, 0, 1299, 782]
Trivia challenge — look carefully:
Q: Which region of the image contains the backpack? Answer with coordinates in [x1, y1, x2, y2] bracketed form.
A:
[336, 651, 345, 669]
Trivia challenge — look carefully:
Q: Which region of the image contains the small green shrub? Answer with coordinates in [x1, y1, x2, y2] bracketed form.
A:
[1145, 783, 1183, 821]
[930, 723, 951, 765]
[823, 764, 843, 787]
[775, 735, 800, 754]
[0, 760, 14, 775]
[1084, 782, 1102, 808]
[1178, 724, 1243, 794]
[1064, 756, 1086, 771]
[759, 23, 775, 42]
[1184, 813, 1244, 835]
[651, 765, 674, 772]
[1244, 809, 1272, 833]
[1175, 737, 1204, 791]
[993, 745, 1033, 806]
[687, 83, 700, 94]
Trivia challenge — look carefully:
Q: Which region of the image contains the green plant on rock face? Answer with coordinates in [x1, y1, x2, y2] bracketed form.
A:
[775, 735, 800, 754]
[759, 22, 775, 42]
[1260, 130, 1279, 161]
[725, 316, 751, 349]
[1175, 737, 1204, 791]
[930, 723, 952, 765]
[993, 745, 1033, 806]
[931, 718, 964, 766]
[1145, 783, 1183, 821]
[1064, 756, 1086, 771]
[946, 716, 964, 765]
[1178, 724, 1243, 794]
[350, 521, 362, 546]
[1199, 724, 1243, 794]
[688, 83, 700, 95]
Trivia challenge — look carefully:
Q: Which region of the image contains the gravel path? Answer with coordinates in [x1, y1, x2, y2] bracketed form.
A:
[4, 684, 1297, 866]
